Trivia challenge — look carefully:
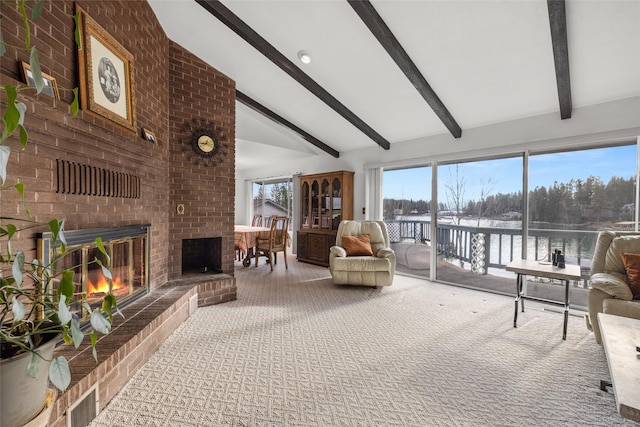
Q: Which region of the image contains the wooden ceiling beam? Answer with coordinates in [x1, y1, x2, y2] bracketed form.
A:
[348, 0, 462, 138]
[236, 91, 340, 158]
[196, 0, 391, 150]
[547, 0, 572, 119]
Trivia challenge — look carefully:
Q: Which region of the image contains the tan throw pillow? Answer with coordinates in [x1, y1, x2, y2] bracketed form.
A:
[620, 252, 640, 300]
[342, 235, 374, 256]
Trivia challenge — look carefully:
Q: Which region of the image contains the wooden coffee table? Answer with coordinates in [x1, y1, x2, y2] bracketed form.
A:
[598, 313, 640, 422]
[506, 259, 581, 340]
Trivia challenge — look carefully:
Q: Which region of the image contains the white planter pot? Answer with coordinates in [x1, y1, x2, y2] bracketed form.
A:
[22, 388, 56, 427]
[1, 335, 57, 427]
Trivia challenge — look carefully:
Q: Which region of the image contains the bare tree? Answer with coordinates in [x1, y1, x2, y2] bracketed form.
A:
[443, 165, 466, 266]
[443, 164, 466, 225]
[475, 177, 496, 227]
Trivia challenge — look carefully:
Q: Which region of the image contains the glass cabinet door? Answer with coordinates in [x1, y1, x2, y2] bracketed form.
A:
[301, 182, 310, 228]
[332, 177, 342, 230]
[299, 172, 351, 234]
[321, 179, 330, 229]
[311, 180, 319, 228]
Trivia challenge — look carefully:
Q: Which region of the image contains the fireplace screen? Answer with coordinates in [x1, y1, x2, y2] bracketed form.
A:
[38, 225, 150, 320]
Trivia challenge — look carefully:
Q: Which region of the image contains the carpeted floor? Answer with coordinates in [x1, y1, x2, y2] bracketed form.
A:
[90, 259, 635, 426]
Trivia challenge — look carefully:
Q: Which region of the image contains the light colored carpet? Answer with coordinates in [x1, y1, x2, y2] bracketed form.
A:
[90, 259, 635, 426]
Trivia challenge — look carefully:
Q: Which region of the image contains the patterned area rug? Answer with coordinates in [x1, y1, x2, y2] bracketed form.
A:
[90, 260, 634, 426]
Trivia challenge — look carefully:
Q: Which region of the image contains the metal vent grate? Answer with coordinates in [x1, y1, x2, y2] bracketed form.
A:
[67, 384, 98, 427]
[56, 159, 140, 198]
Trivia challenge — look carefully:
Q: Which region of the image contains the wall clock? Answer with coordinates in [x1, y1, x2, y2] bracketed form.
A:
[181, 118, 228, 167]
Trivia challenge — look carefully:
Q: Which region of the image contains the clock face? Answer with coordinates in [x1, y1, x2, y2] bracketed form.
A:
[190, 130, 218, 159]
[197, 135, 215, 153]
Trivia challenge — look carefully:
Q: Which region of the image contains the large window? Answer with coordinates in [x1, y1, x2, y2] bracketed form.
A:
[528, 145, 636, 232]
[524, 144, 637, 305]
[252, 177, 293, 228]
[382, 141, 638, 309]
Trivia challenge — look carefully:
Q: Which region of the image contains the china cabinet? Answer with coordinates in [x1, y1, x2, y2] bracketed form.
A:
[297, 170, 354, 266]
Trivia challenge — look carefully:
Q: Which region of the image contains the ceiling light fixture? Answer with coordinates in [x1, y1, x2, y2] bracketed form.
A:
[297, 50, 312, 64]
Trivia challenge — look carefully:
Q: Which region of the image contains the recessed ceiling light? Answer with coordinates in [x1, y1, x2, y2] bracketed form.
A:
[298, 50, 312, 64]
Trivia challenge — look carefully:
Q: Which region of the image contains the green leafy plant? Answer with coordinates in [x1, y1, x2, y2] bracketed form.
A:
[0, 218, 118, 391]
[1, 0, 80, 148]
[1, 0, 117, 392]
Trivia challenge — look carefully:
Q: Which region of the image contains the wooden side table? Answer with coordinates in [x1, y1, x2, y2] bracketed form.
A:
[506, 259, 581, 340]
[598, 313, 640, 422]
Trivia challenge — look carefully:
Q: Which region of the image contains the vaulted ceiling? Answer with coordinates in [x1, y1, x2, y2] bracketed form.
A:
[148, 0, 640, 171]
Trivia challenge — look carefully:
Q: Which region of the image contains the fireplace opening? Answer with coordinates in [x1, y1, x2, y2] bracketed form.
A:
[182, 237, 222, 275]
[38, 225, 150, 320]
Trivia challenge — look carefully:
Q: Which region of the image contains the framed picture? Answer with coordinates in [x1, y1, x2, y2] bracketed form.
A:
[19, 61, 60, 99]
[141, 127, 156, 144]
[77, 7, 135, 130]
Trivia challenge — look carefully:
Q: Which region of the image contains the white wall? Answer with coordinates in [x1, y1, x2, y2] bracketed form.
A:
[236, 96, 640, 224]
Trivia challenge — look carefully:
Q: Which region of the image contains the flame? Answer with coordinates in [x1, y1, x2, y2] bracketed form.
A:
[87, 274, 124, 296]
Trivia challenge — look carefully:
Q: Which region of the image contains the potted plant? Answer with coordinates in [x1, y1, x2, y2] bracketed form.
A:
[0, 216, 118, 426]
[1, 1, 118, 426]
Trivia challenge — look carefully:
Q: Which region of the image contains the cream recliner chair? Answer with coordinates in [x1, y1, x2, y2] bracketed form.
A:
[329, 220, 395, 287]
[586, 231, 640, 344]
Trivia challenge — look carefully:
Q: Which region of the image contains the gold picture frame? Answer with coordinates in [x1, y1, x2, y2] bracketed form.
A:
[19, 61, 60, 100]
[77, 7, 135, 130]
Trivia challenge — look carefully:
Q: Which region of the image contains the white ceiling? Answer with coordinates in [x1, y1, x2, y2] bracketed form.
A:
[148, 0, 640, 171]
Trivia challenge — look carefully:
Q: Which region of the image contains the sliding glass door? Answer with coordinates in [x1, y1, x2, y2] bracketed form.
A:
[383, 166, 432, 279]
[435, 156, 523, 293]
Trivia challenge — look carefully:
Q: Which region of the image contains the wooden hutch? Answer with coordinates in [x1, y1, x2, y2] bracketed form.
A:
[297, 170, 354, 266]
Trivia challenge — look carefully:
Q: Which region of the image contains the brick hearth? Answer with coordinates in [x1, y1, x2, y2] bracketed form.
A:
[48, 274, 236, 427]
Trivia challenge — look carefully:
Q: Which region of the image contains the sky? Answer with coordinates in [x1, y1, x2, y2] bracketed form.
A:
[383, 144, 637, 201]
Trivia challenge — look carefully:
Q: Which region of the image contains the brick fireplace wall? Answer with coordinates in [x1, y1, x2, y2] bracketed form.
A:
[168, 41, 236, 278]
[0, 0, 236, 288]
[1, 1, 237, 425]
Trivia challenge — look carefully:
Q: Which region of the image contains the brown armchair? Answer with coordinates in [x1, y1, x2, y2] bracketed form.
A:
[255, 216, 289, 271]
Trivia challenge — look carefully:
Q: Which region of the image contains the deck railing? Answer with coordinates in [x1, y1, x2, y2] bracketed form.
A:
[385, 219, 598, 281]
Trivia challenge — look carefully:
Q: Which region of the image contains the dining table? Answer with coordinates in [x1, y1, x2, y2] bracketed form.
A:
[234, 225, 271, 267]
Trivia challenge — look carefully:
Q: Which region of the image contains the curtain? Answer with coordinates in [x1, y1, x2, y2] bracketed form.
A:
[364, 167, 383, 220]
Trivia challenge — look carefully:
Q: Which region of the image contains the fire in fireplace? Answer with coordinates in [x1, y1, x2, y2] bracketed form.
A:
[38, 225, 150, 320]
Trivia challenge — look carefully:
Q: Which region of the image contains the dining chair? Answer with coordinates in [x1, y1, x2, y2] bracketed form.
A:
[255, 216, 289, 271]
[263, 215, 276, 228]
